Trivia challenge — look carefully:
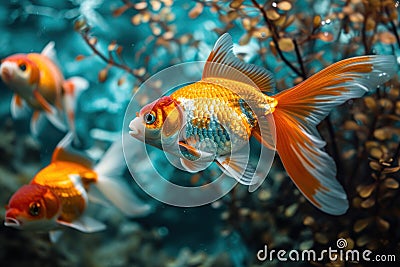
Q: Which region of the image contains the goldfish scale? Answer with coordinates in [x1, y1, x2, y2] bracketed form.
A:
[170, 78, 275, 156]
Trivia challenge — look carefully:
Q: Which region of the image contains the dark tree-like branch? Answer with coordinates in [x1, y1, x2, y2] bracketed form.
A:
[250, 0, 306, 79]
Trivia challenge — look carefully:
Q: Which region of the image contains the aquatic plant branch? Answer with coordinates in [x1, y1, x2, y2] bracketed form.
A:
[293, 39, 307, 78]
[223, 187, 249, 244]
[79, 30, 146, 83]
[385, 7, 400, 49]
[250, 0, 306, 79]
[257, 39, 268, 67]
[392, 143, 400, 167]
[350, 104, 380, 182]
[345, 133, 360, 189]
[361, 12, 371, 54]
[121, 0, 133, 6]
[325, 115, 343, 181]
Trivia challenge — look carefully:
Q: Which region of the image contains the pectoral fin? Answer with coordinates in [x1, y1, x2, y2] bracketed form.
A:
[33, 89, 52, 113]
[252, 114, 276, 151]
[57, 216, 106, 233]
[33, 89, 67, 131]
[216, 146, 257, 185]
[178, 141, 201, 158]
[180, 157, 213, 173]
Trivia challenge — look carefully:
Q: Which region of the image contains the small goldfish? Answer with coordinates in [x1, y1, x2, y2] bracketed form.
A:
[129, 33, 397, 215]
[0, 42, 88, 138]
[4, 133, 152, 240]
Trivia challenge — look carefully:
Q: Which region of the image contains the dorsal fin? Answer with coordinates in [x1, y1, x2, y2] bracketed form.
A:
[51, 132, 93, 168]
[41, 41, 60, 66]
[202, 33, 275, 93]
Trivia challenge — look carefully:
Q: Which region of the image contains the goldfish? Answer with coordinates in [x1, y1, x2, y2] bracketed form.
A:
[4, 133, 152, 241]
[129, 33, 397, 215]
[0, 42, 88, 138]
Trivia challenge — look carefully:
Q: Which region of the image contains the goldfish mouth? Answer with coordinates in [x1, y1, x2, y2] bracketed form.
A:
[129, 118, 142, 138]
[129, 129, 140, 136]
[0, 68, 12, 82]
[4, 217, 21, 227]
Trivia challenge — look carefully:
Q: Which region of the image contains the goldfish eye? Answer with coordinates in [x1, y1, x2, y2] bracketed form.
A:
[28, 202, 41, 216]
[19, 63, 27, 72]
[144, 112, 156, 125]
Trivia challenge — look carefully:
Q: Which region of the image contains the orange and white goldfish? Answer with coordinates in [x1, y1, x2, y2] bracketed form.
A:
[129, 33, 397, 215]
[4, 133, 152, 240]
[0, 42, 88, 138]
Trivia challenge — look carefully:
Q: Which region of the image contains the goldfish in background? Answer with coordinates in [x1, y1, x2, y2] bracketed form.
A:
[129, 33, 397, 215]
[4, 132, 152, 241]
[0, 42, 88, 140]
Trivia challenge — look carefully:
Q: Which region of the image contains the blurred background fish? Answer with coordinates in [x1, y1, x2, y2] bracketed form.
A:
[0, 42, 88, 142]
[4, 133, 152, 242]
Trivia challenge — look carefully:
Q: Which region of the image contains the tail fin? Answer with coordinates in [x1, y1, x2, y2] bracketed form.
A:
[273, 55, 397, 215]
[93, 134, 153, 217]
[62, 76, 89, 145]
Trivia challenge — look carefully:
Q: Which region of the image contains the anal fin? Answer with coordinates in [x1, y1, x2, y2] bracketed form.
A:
[57, 216, 106, 233]
[33, 89, 67, 132]
[11, 94, 30, 119]
[215, 145, 258, 186]
[30, 111, 46, 137]
[62, 76, 89, 145]
[180, 157, 213, 173]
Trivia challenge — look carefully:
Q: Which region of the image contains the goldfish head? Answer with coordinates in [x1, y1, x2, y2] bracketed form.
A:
[129, 96, 183, 149]
[0, 54, 40, 93]
[4, 184, 61, 231]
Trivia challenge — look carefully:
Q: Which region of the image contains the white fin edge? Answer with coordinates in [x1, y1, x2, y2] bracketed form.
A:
[94, 134, 153, 217]
[57, 216, 106, 233]
[203, 33, 275, 93]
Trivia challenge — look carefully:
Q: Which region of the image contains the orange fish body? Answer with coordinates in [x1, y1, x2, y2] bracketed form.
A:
[5, 161, 95, 232]
[170, 78, 277, 154]
[129, 33, 397, 215]
[2, 53, 64, 110]
[5, 133, 152, 237]
[30, 161, 97, 224]
[0, 42, 88, 137]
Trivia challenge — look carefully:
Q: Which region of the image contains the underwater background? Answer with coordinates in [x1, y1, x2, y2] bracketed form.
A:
[0, 0, 400, 266]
